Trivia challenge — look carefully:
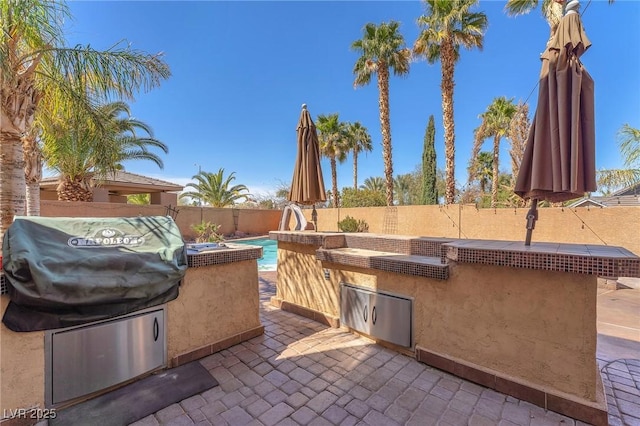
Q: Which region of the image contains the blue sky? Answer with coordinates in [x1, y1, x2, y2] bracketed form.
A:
[62, 1, 640, 198]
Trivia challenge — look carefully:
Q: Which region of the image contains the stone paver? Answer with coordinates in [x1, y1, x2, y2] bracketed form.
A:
[136, 272, 639, 426]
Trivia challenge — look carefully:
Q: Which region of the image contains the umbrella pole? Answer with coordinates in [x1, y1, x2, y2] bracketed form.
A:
[524, 199, 539, 246]
[311, 205, 318, 232]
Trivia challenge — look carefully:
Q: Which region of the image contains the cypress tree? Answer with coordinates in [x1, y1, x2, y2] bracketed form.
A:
[421, 115, 438, 204]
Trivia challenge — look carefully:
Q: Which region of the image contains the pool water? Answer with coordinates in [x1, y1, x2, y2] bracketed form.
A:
[232, 238, 277, 271]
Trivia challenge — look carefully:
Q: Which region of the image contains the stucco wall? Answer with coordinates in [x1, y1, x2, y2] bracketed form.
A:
[0, 296, 45, 415]
[312, 205, 640, 256]
[275, 244, 599, 402]
[40, 201, 281, 241]
[276, 242, 339, 317]
[167, 260, 261, 361]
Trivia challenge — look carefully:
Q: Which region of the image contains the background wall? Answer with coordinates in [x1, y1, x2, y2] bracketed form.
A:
[312, 205, 640, 256]
[39, 201, 639, 255]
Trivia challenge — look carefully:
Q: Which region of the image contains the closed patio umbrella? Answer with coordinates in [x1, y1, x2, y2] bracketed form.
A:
[514, 0, 596, 245]
[288, 104, 327, 230]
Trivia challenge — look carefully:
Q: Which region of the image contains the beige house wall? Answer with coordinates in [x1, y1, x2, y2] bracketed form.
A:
[312, 205, 640, 256]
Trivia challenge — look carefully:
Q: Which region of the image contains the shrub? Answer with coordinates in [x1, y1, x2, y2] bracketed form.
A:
[340, 187, 386, 207]
[191, 221, 224, 243]
[337, 216, 369, 233]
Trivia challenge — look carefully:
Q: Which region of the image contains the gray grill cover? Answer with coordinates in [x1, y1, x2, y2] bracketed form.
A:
[2, 216, 187, 332]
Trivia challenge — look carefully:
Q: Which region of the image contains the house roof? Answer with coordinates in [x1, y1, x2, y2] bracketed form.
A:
[40, 171, 183, 195]
[612, 181, 640, 197]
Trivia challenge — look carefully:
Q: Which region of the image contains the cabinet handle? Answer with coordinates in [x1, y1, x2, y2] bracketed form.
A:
[372, 306, 377, 325]
[363, 304, 368, 322]
[153, 317, 159, 341]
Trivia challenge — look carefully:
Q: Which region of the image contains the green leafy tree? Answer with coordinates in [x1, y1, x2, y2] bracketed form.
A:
[414, 0, 488, 204]
[0, 0, 170, 240]
[345, 121, 373, 189]
[181, 168, 250, 207]
[317, 113, 348, 208]
[127, 193, 150, 205]
[341, 187, 387, 208]
[597, 124, 640, 193]
[352, 21, 411, 206]
[470, 96, 517, 207]
[360, 176, 385, 193]
[394, 174, 414, 205]
[421, 115, 438, 204]
[42, 101, 168, 201]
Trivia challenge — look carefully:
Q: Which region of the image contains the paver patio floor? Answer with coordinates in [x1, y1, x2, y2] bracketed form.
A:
[131, 273, 639, 426]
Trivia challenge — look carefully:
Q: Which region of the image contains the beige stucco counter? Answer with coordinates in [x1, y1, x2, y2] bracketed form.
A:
[0, 243, 263, 423]
[270, 231, 640, 426]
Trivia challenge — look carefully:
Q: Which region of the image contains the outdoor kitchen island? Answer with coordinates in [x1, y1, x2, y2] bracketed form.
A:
[0, 226, 263, 422]
[270, 230, 640, 426]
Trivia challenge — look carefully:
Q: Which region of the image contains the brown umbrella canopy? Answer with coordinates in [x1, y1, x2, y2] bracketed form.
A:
[288, 104, 327, 205]
[515, 9, 596, 203]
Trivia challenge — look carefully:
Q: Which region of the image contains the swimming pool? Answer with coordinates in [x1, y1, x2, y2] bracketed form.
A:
[232, 237, 277, 271]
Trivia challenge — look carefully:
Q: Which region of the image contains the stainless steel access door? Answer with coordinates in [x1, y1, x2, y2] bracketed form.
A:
[340, 283, 412, 348]
[48, 307, 165, 405]
[369, 291, 412, 348]
[340, 284, 369, 334]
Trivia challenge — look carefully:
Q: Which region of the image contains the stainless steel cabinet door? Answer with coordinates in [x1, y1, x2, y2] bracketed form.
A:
[51, 309, 165, 404]
[340, 285, 370, 334]
[369, 292, 412, 347]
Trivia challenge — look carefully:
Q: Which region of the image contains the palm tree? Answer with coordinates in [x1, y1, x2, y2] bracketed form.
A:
[316, 113, 348, 208]
[0, 0, 170, 240]
[41, 101, 168, 201]
[180, 169, 250, 208]
[414, 0, 488, 205]
[470, 96, 518, 207]
[352, 21, 411, 207]
[507, 102, 530, 188]
[345, 121, 373, 190]
[505, 0, 614, 40]
[360, 176, 385, 193]
[468, 151, 494, 194]
[597, 124, 640, 192]
[394, 174, 413, 205]
[127, 193, 150, 205]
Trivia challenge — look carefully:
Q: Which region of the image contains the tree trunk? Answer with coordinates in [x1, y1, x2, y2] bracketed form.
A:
[0, 130, 27, 242]
[353, 150, 358, 190]
[57, 176, 94, 202]
[330, 156, 338, 208]
[377, 66, 394, 206]
[491, 135, 500, 208]
[441, 37, 456, 205]
[23, 129, 42, 216]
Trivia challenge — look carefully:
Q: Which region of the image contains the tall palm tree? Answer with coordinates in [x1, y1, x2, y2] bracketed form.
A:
[317, 113, 347, 208]
[507, 102, 530, 188]
[345, 121, 373, 190]
[180, 169, 250, 208]
[414, 0, 488, 205]
[470, 96, 517, 207]
[352, 21, 411, 206]
[0, 0, 170, 240]
[41, 101, 168, 201]
[597, 124, 640, 192]
[360, 176, 385, 193]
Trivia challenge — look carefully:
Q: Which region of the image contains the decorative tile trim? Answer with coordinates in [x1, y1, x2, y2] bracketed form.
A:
[344, 234, 411, 254]
[187, 245, 262, 268]
[0, 273, 6, 296]
[415, 346, 608, 426]
[316, 248, 448, 280]
[170, 325, 265, 367]
[269, 231, 328, 247]
[444, 241, 640, 278]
